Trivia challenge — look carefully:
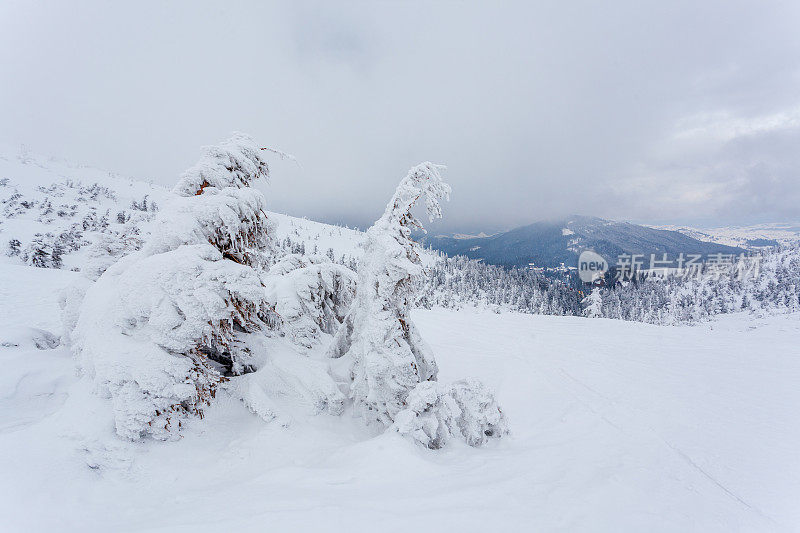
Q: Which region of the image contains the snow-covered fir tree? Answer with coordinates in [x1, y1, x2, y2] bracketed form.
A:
[69, 133, 281, 440]
[327, 162, 508, 448]
[327, 162, 449, 422]
[6, 238, 21, 257]
[582, 286, 603, 318]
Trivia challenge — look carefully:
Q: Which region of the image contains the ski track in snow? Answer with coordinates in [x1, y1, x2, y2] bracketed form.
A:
[1, 264, 799, 532]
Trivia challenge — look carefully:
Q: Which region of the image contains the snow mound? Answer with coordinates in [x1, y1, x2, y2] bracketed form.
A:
[0, 326, 60, 351]
[228, 344, 345, 421]
[265, 254, 357, 349]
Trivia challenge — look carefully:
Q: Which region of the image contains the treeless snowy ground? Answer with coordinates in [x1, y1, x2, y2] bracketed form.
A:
[1, 264, 798, 532]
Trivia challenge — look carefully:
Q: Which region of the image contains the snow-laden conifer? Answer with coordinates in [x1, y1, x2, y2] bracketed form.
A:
[328, 162, 508, 447]
[327, 162, 449, 423]
[582, 286, 604, 318]
[578, 247, 800, 324]
[70, 133, 280, 440]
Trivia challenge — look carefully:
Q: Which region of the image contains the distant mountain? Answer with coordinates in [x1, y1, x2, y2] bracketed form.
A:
[649, 222, 800, 249]
[423, 215, 745, 269]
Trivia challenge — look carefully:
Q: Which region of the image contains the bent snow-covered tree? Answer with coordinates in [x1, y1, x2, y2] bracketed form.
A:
[70, 133, 280, 440]
[328, 162, 508, 448]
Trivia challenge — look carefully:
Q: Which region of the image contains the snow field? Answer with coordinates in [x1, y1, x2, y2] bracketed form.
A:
[1, 263, 798, 531]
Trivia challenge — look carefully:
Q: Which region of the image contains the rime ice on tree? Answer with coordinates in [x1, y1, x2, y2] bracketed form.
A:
[327, 163, 449, 422]
[328, 162, 508, 447]
[70, 133, 280, 440]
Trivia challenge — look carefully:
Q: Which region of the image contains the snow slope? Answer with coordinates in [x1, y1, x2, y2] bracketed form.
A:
[0, 145, 366, 271]
[1, 262, 798, 532]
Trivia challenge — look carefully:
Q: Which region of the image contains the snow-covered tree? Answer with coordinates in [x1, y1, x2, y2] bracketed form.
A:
[582, 286, 603, 318]
[418, 254, 581, 315]
[83, 226, 145, 280]
[70, 133, 281, 440]
[327, 162, 508, 447]
[577, 247, 800, 324]
[394, 379, 508, 449]
[327, 162, 449, 423]
[22, 233, 56, 268]
[265, 253, 357, 349]
[6, 238, 21, 257]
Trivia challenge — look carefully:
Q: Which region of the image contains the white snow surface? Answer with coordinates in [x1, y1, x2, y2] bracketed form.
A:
[1, 262, 798, 532]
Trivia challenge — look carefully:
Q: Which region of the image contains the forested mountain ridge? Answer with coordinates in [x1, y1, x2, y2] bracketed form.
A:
[424, 215, 745, 268]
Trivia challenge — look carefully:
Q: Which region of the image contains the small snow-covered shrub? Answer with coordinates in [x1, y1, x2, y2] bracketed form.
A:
[0, 327, 60, 351]
[447, 378, 508, 447]
[20, 232, 63, 268]
[70, 133, 281, 440]
[393, 381, 454, 449]
[394, 379, 507, 449]
[328, 162, 508, 447]
[6, 238, 21, 256]
[84, 228, 144, 280]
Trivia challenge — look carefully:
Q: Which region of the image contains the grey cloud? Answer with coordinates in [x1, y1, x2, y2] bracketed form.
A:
[1, 0, 799, 233]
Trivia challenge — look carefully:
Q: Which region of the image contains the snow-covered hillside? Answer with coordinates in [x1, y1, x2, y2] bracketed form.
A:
[1, 263, 798, 531]
[426, 215, 746, 269]
[0, 145, 367, 273]
[1, 144, 799, 532]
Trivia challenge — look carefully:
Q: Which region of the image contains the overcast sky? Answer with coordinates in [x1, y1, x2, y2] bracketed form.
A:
[2, 1, 799, 232]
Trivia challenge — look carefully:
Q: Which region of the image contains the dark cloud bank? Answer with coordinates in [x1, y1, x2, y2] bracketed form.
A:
[2, 1, 799, 233]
